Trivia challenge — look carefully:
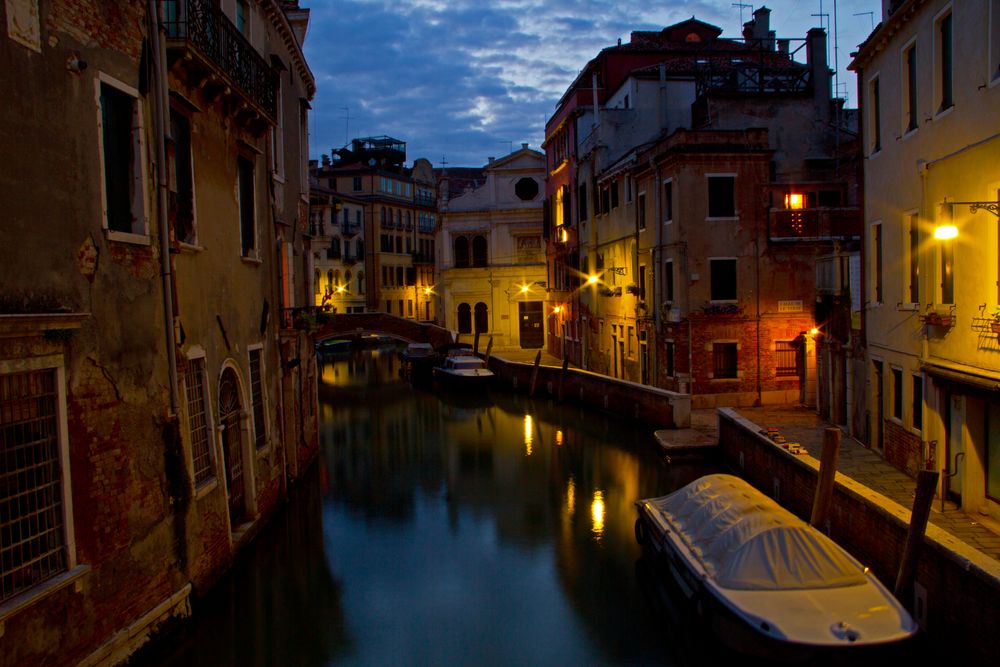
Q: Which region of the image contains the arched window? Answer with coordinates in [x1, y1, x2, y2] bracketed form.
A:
[454, 236, 470, 268]
[333, 270, 341, 289]
[474, 302, 488, 333]
[344, 270, 352, 291]
[326, 269, 333, 293]
[314, 269, 321, 294]
[472, 235, 488, 267]
[457, 303, 472, 334]
[357, 271, 365, 294]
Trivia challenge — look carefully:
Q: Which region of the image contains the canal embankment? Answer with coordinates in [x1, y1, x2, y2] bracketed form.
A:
[718, 407, 1000, 664]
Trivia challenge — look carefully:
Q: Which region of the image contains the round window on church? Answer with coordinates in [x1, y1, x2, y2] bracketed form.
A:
[514, 177, 539, 201]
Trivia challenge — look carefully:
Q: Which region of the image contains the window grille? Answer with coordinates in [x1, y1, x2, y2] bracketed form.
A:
[184, 359, 214, 486]
[1, 369, 67, 603]
[713, 343, 738, 378]
[775, 341, 798, 377]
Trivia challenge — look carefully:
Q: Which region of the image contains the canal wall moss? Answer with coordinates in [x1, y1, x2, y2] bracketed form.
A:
[718, 407, 1000, 663]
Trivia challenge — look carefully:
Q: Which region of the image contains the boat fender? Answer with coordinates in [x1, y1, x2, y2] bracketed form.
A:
[634, 516, 648, 546]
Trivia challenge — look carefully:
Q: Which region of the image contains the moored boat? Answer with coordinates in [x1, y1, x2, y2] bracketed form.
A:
[635, 474, 917, 658]
[432, 354, 494, 388]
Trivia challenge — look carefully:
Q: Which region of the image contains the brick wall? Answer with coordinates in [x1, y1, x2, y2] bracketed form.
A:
[885, 418, 925, 477]
[718, 408, 1000, 662]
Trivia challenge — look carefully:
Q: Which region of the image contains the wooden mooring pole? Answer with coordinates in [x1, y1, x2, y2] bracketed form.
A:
[484, 336, 494, 365]
[474, 331, 481, 354]
[894, 469, 940, 600]
[810, 427, 842, 528]
[557, 355, 569, 402]
[528, 350, 542, 397]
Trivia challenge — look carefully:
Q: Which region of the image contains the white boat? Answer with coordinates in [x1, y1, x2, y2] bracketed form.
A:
[635, 474, 917, 657]
[432, 354, 494, 388]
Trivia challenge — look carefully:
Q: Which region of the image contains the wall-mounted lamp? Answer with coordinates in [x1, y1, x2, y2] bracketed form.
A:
[934, 225, 958, 240]
[586, 274, 599, 285]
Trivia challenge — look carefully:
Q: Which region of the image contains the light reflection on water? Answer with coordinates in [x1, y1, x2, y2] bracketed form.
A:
[137, 348, 718, 666]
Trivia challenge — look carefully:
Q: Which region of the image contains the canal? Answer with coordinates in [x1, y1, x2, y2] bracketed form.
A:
[137, 347, 720, 666]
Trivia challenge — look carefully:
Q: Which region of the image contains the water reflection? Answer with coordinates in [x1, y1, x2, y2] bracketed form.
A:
[139, 348, 718, 666]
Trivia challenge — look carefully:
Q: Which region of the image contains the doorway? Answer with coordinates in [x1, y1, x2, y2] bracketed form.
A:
[219, 367, 246, 528]
[519, 301, 543, 348]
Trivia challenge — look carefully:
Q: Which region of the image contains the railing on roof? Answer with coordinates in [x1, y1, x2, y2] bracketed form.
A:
[163, 0, 277, 120]
[694, 37, 811, 97]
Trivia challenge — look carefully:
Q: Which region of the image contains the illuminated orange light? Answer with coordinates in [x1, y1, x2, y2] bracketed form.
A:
[809, 327, 819, 335]
[785, 193, 805, 210]
[587, 275, 599, 285]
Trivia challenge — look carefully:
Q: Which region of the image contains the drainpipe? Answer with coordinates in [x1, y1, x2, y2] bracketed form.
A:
[149, 0, 179, 414]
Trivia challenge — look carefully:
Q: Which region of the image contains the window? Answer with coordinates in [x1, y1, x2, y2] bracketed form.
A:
[458, 303, 472, 333]
[385, 300, 392, 314]
[713, 343, 738, 379]
[906, 212, 919, 304]
[627, 326, 635, 357]
[357, 271, 365, 294]
[872, 222, 883, 304]
[454, 236, 470, 268]
[775, 341, 798, 377]
[396, 266, 403, 286]
[987, 399, 1000, 501]
[912, 375, 923, 431]
[353, 176, 362, 191]
[0, 364, 73, 604]
[248, 349, 266, 450]
[472, 235, 488, 267]
[663, 180, 673, 223]
[638, 193, 646, 230]
[625, 176, 632, 203]
[474, 302, 489, 333]
[707, 175, 735, 218]
[936, 10, 953, 112]
[902, 41, 918, 133]
[709, 258, 738, 301]
[183, 357, 215, 486]
[314, 269, 321, 295]
[380, 207, 387, 228]
[97, 76, 147, 238]
[237, 156, 255, 257]
[578, 182, 587, 222]
[610, 180, 619, 209]
[235, 0, 249, 35]
[407, 300, 413, 317]
[992, 0, 1000, 82]
[892, 367, 903, 420]
[638, 265, 646, 301]
[168, 109, 195, 244]
[869, 76, 882, 153]
[270, 82, 284, 178]
[515, 177, 538, 201]
[666, 341, 675, 377]
[664, 259, 674, 303]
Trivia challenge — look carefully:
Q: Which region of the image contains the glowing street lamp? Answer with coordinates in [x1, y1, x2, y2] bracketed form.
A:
[933, 225, 958, 240]
[587, 274, 599, 286]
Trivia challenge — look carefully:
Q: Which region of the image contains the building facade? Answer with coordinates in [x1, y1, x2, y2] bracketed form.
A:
[851, 0, 1000, 516]
[309, 182, 366, 313]
[545, 9, 861, 408]
[311, 138, 438, 322]
[0, 1, 318, 663]
[438, 146, 547, 350]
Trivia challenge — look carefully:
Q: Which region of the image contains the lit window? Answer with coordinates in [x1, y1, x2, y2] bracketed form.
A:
[784, 193, 804, 210]
[713, 343, 738, 379]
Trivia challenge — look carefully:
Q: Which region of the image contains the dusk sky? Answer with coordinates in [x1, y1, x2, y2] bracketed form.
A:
[302, 1, 880, 167]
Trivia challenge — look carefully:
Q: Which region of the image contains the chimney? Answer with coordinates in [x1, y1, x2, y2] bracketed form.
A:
[521, 142, 529, 150]
[807, 27, 832, 108]
[752, 7, 771, 41]
[488, 157, 495, 164]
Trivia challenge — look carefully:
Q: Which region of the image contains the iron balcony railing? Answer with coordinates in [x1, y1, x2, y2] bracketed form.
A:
[163, 0, 277, 121]
[769, 208, 862, 241]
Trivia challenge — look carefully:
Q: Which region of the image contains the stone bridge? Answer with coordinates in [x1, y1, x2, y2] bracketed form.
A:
[315, 313, 455, 349]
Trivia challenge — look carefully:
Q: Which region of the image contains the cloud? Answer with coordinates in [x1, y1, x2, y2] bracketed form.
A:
[303, 0, 877, 166]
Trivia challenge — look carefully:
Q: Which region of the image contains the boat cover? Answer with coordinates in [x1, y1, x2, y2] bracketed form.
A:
[645, 474, 867, 591]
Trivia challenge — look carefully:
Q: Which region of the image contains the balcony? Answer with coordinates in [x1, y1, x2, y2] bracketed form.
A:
[164, 0, 277, 132]
[411, 252, 434, 264]
[341, 222, 361, 237]
[768, 208, 861, 242]
[415, 193, 436, 207]
[325, 248, 341, 260]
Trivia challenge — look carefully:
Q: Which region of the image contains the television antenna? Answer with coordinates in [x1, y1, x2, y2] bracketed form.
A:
[732, 3, 752, 26]
[853, 11, 874, 32]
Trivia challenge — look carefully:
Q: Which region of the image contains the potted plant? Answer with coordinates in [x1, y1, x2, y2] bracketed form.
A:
[991, 308, 1000, 333]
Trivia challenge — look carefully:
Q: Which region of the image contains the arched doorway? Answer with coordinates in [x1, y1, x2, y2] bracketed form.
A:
[218, 367, 245, 528]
